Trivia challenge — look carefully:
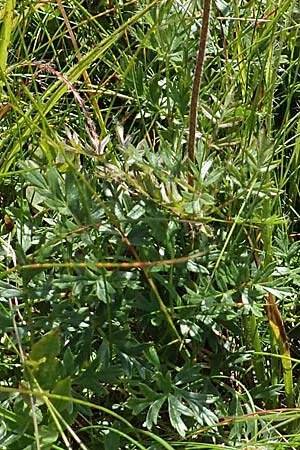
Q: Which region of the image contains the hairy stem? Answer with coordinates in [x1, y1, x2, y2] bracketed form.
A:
[188, 0, 211, 186]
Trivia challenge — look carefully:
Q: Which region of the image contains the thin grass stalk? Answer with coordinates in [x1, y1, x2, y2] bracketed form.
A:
[1, 249, 207, 276]
[0, 0, 15, 94]
[282, 4, 300, 207]
[287, 119, 300, 206]
[242, 315, 266, 385]
[266, 293, 294, 408]
[262, 0, 294, 407]
[243, 228, 267, 385]
[232, 0, 247, 96]
[262, 16, 280, 402]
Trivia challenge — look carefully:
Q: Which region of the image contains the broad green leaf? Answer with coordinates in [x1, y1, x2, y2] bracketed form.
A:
[63, 347, 75, 376]
[168, 394, 189, 437]
[52, 377, 72, 412]
[0, 281, 22, 298]
[34, 358, 64, 391]
[146, 396, 166, 429]
[30, 330, 61, 361]
[38, 425, 59, 446]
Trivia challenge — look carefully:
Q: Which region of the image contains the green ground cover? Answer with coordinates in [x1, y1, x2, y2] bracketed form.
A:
[1, 0, 300, 448]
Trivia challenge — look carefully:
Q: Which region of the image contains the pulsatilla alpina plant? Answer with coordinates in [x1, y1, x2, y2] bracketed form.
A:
[0, 0, 300, 449]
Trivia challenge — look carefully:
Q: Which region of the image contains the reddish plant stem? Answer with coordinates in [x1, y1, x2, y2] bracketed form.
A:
[188, 0, 211, 186]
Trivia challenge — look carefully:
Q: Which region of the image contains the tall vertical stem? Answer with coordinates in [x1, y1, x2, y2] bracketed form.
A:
[188, 0, 211, 186]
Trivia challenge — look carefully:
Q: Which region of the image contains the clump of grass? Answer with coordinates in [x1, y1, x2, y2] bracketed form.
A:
[0, 0, 300, 448]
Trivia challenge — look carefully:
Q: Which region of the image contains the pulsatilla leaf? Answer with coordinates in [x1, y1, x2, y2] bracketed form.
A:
[52, 377, 72, 412]
[146, 396, 166, 429]
[30, 329, 61, 361]
[168, 394, 193, 437]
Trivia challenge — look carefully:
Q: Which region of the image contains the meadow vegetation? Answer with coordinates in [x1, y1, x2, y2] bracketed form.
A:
[1, 0, 300, 448]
